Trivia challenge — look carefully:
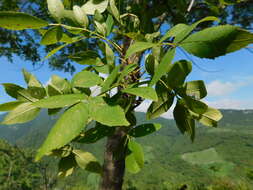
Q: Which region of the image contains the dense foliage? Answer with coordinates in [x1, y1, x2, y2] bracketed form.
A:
[0, 110, 253, 189]
[0, 0, 252, 72]
[0, 0, 252, 189]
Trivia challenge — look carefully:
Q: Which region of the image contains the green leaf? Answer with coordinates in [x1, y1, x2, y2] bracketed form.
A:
[125, 42, 157, 59]
[181, 25, 253, 59]
[45, 43, 68, 59]
[72, 71, 102, 88]
[166, 60, 192, 88]
[101, 65, 120, 93]
[105, 14, 114, 36]
[33, 94, 87, 108]
[49, 75, 72, 94]
[173, 100, 195, 141]
[73, 5, 89, 27]
[22, 69, 42, 88]
[47, 0, 65, 21]
[159, 23, 188, 43]
[18, 87, 46, 101]
[95, 21, 107, 36]
[184, 98, 208, 114]
[69, 51, 102, 66]
[47, 85, 62, 96]
[150, 48, 175, 86]
[184, 80, 207, 99]
[109, 0, 120, 22]
[73, 149, 102, 174]
[94, 10, 104, 23]
[88, 97, 129, 126]
[126, 140, 144, 174]
[77, 123, 114, 143]
[94, 64, 112, 74]
[129, 123, 162, 137]
[0, 11, 48, 30]
[147, 82, 174, 120]
[81, 0, 109, 15]
[123, 87, 158, 101]
[1, 102, 40, 125]
[0, 101, 24, 112]
[198, 107, 222, 127]
[36, 102, 89, 161]
[2, 83, 24, 99]
[104, 43, 115, 65]
[17, 89, 38, 102]
[174, 16, 219, 43]
[145, 54, 158, 75]
[58, 154, 77, 177]
[41, 26, 63, 45]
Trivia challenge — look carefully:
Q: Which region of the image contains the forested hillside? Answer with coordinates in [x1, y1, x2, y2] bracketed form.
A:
[0, 110, 253, 190]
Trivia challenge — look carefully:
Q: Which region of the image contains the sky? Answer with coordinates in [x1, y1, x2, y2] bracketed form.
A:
[0, 44, 253, 119]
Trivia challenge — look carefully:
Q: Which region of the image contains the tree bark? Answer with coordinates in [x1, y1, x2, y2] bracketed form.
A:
[99, 127, 127, 190]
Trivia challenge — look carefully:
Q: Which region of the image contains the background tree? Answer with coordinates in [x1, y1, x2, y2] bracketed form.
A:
[0, 0, 252, 72]
[0, 0, 253, 190]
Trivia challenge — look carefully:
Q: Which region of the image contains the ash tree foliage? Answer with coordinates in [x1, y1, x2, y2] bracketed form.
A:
[0, 0, 252, 72]
[0, 0, 253, 189]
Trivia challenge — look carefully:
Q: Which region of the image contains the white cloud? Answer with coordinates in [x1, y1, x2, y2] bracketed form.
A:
[206, 76, 253, 97]
[206, 80, 242, 96]
[205, 98, 253, 109]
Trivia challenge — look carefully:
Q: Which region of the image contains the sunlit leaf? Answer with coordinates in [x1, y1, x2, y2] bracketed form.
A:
[198, 107, 223, 127]
[175, 16, 219, 43]
[49, 75, 72, 94]
[150, 48, 175, 86]
[73, 149, 102, 174]
[0, 101, 24, 112]
[101, 65, 120, 93]
[22, 69, 43, 88]
[47, 0, 65, 21]
[105, 14, 114, 36]
[125, 42, 157, 59]
[1, 102, 40, 125]
[88, 97, 129, 126]
[0, 11, 48, 30]
[36, 102, 89, 161]
[81, 0, 109, 15]
[73, 5, 89, 27]
[184, 80, 207, 99]
[33, 94, 87, 108]
[72, 71, 102, 88]
[126, 140, 144, 174]
[123, 87, 158, 101]
[41, 26, 63, 45]
[181, 25, 253, 59]
[1, 83, 24, 99]
[109, 0, 120, 22]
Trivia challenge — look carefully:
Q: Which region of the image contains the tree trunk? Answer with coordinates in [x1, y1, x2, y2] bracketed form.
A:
[99, 127, 127, 190]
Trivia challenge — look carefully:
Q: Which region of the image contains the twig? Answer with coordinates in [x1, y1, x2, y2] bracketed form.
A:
[187, 0, 195, 12]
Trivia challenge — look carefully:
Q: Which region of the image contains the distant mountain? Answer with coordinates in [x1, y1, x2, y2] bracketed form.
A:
[0, 110, 178, 148]
[0, 109, 253, 147]
[0, 109, 253, 189]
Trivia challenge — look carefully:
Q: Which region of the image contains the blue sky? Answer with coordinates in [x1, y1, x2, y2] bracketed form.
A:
[0, 45, 253, 116]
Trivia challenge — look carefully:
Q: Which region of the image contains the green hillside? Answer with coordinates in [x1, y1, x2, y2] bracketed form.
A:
[0, 110, 253, 190]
